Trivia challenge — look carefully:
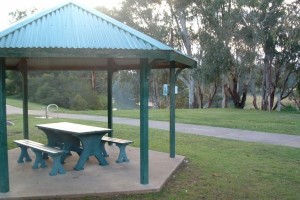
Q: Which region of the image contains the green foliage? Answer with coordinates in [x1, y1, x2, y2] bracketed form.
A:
[6, 0, 299, 111]
[70, 94, 88, 110]
[26, 71, 107, 110]
[297, 81, 300, 96]
[281, 104, 299, 113]
[69, 93, 107, 111]
[110, 0, 171, 44]
[34, 82, 59, 105]
[199, 33, 231, 84]
[95, 95, 108, 110]
[5, 71, 22, 96]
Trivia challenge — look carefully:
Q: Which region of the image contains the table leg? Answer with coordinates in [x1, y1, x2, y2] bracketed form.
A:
[74, 135, 108, 171]
[17, 145, 32, 163]
[43, 130, 64, 159]
[60, 139, 82, 164]
[31, 149, 47, 169]
[43, 130, 82, 163]
[49, 154, 66, 176]
[115, 143, 130, 163]
[100, 141, 109, 157]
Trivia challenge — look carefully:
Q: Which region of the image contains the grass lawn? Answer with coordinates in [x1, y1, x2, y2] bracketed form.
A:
[6, 115, 300, 200]
[6, 97, 300, 135]
[114, 108, 300, 135]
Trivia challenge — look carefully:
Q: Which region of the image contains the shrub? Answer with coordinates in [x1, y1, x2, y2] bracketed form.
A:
[281, 104, 299, 113]
[5, 71, 22, 96]
[95, 94, 108, 110]
[70, 94, 88, 110]
[85, 93, 107, 110]
[26, 71, 109, 110]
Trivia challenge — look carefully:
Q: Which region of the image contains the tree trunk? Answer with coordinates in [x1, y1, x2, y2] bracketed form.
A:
[261, 63, 268, 110]
[252, 93, 258, 109]
[239, 86, 248, 109]
[226, 74, 248, 109]
[170, 2, 195, 108]
[175, 5, 192, 55]
[178, 71, 195, 109]
[221, 74, 227, 108]
[195, 81, 204, 109]
[189, 76, 195, 109]
[207, 82, 217, 108]
[276, 93, 281, 111]
[270, 87, 275, 110]
[151, 78, 160, 109]
[91, 70, 96, 90]
[251, 77, 258, 110]
[262, 31, 275, 111]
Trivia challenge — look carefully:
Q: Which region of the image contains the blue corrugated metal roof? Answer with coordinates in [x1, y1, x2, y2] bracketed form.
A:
[0, 1, 173, 50]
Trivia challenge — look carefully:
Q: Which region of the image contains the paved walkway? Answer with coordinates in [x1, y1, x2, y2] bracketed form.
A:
[6, 105, 300, 148]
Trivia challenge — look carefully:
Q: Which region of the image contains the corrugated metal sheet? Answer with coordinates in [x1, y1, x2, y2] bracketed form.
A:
[0, 1, 173, 50]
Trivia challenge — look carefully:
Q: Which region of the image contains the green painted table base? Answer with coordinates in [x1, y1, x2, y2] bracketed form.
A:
[15, 140, 66, 176]
[101, 137, 133, 163]
[31, 149, 66, 176]
[74, 135, 108, 171]
[17, 146, 32, 163]
[115, 143, 130, 163]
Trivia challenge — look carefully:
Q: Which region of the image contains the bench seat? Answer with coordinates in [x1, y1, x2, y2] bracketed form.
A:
[101, 136, 133, 163]
[14, 139, 66, 176]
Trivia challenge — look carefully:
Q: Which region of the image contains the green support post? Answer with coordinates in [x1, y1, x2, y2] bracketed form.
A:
[0, 57, 9, 193]
[21, 62, 29, 139]
[169, 61, 176, 158]
[140, 58, 149, 184]
[107, 67, 113, 138]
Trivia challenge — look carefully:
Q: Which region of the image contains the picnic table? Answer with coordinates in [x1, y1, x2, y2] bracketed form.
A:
[36, 122, 112, 171]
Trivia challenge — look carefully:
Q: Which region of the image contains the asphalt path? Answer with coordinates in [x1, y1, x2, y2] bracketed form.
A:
[6, 105, 300, 148]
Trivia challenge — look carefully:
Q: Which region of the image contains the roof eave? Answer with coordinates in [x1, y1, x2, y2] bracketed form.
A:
[169, 50, 197, 68]
[0, 47, 197, 69]
[0, 48, 170, 60]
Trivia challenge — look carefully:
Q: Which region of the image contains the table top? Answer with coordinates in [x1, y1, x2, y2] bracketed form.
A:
[36, 122, 112, 134]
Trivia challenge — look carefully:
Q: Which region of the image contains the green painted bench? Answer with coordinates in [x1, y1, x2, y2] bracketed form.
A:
[101, 136, 133, 163]
[14, 139, 66, 176]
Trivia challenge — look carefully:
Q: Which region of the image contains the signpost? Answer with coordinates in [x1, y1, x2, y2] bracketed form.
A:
[163, 84, 178, 96]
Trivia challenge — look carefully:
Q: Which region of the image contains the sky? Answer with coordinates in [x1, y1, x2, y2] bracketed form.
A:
[0, 0, 295, 31]
[0, 0, 123, 30]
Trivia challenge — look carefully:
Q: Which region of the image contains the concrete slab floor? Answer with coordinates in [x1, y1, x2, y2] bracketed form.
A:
[0, 145, 184, 199]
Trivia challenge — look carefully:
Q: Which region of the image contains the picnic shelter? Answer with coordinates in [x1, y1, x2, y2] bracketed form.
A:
[0, 1, 196, 193]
